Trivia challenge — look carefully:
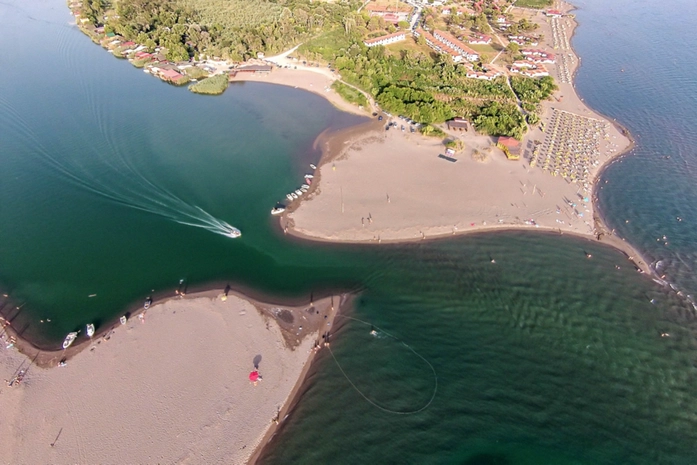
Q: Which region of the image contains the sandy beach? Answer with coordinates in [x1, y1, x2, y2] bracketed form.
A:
[231, 66, 371, 117]
[0, 290, 340, 464]
[278, 3, 649, 272]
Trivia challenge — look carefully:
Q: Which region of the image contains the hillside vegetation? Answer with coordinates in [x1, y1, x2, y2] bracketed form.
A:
[513, 0, 553, 8]
[78, 0, 554, 138]
[80, 0, 358, 61]
[189, 74, 229, 95]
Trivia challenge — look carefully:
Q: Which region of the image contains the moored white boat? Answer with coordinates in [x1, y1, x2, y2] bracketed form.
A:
[291, 193, 298, 199]
[310, 163, 317, 170]
[144, 297, 152, 309]
[286, 194, 293, 201]
[63, 331, 78, 349]
[271, 206, 286, 215]
[301, 184, 310, 189]
[304, 174, 314, 179]
[86, 324, 95, 338]
[120, 315, 128, 325]
[295, 189, 303, 196]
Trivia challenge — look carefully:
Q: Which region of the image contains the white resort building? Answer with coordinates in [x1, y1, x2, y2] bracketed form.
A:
[364, 31, 408, 48]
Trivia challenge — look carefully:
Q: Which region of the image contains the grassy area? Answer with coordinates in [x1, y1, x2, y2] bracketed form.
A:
[189, 74, 229, 95]
[331, 81, 368, 107]
[514, 0, 553, 8]
[384, 39, 433, 59]
[469, 43, 502, 54]
[420, 124, 446, 138]
[298, 28, 352, 63]
[184, 66, 210, 80]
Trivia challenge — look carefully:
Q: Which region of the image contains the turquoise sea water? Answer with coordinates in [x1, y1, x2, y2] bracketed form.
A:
[2, 0, 697, 463]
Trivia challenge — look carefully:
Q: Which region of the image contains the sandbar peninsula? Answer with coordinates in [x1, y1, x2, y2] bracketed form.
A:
[1, 290, 343, 464]
[277, 2, 643, 270]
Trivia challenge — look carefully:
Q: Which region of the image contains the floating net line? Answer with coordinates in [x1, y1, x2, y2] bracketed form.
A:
[327, 315, 438, 415]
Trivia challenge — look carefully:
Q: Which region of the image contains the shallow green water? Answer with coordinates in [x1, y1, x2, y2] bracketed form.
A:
[2, 1, 697, 463]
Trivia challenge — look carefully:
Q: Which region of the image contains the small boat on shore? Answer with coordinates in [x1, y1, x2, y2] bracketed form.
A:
[86, 324, 95, 338]
[144, 297, 152, 309]
[63, 331, 78, 349]
[286, 194, 293, 201]
[291, 193, 298, 199]
[301, 184, 310, 189]
[295, 189, 303, 196]
[304, 174, 314, 179]
[119, 315, 128, 325]
[310, 163, 317, 170]
[271, 206, 286, 215]
[226, 227, 242, 238]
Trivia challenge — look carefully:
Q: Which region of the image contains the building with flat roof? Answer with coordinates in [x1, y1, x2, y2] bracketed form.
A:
[446, 117, 469, 131]
[364, 31, 407, 47]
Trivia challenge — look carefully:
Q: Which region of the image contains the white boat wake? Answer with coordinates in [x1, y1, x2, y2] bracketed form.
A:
[0, 96, 241, 238]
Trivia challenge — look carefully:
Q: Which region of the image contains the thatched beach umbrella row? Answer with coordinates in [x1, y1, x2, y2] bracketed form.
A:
[530, 110, 609, 183]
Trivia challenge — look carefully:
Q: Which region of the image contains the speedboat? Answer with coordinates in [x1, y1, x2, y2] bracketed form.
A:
[63, 331, 78, 349]
[295, 189, 303, 196]
[119, 315, 128, 325]
[301, 184, 310, 189]
[291, 193, 298, 199]
[271, 206, 286, 215]
[300, 186, 308, 193]
[310, 164, 317, 170]
[86, 324, 95, 338]
[286, 194, 293, 201]
[226, 227, 242, 238]
[304, 174, 314, 179]
[144, 297, 152, 309]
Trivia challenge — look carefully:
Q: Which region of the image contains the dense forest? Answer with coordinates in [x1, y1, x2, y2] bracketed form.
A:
[298, 22, 529, 137]
[79, 0, 358, 61]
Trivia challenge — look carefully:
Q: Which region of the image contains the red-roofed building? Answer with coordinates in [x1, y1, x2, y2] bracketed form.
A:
[545, 10, 563, 18]
[364, 31, 408, 47]
[382, 13, 400, 24]
[497, 136, 520, 160]
[521, 49, 555, 63]
[159, 68, 184, 82]
[433, 30, 479, 61]
[466, 65, 503, 81]
[364, 3, 411, 22]
[468, 33, 491, 45]
[415, 29, 464, 63]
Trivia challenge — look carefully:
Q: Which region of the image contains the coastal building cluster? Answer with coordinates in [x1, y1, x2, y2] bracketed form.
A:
[508, 34, 539, 46]
[510, 60, 549, 78]
[364, 3, 412, 24]
[415, 29, 480, 63]
[67, 2, 236, 86]
[468, 33, 492, 45]
[530, 109, 609, 185]
[508, 49, 555, 77]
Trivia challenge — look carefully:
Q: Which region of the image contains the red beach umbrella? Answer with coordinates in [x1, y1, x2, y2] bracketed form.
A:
[249, 370, 259, 382]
